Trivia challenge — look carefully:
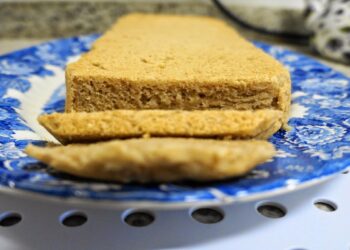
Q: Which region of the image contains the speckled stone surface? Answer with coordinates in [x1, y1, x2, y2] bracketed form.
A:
[0, 0, 220, 38]
[0, 0, 310, 39]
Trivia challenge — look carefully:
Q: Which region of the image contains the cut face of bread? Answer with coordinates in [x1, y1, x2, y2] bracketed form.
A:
[25, 138, 275, 183]
[65, 14, 291, 124]
[38, 109, 283, 144]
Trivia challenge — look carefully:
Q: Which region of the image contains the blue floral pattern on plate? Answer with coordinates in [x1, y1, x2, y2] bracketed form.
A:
[0, 35, 349, 206]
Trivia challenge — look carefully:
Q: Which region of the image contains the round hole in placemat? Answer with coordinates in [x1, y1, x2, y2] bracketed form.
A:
[123, 210, 155, 227]
[191, 207, 224, 224]
[256, 202, 287, 218]
[0, 212, 22, 227]
[60, 211, 88, 227]
[314, 199, 337, 212]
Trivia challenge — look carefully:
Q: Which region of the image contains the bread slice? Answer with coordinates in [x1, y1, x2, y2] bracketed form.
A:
[65, 14, 291, 124]
[38, 109, 283, 144]
[25, 138, 275, 183]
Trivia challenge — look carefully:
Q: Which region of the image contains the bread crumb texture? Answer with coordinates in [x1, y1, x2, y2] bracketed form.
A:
[25, 138, 275, 183]
[65, 13, 291, 125]
[39, 109, 283, 143]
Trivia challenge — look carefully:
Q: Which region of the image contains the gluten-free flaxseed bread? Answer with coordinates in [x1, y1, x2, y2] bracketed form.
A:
[25, 138, 275, 183]
[38, 109, 283, 144]
[65, 14, 291, 124]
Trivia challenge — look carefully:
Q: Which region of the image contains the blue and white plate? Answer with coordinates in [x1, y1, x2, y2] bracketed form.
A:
[0, 34, 349, 208]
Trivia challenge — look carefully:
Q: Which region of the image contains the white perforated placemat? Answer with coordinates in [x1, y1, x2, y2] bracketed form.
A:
[0, 170, 348, 250]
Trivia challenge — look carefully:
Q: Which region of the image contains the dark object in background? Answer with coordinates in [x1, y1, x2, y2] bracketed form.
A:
[212, 0, 310, 41]
[304, 0, 350, 64]
[213, 0, 350, 64]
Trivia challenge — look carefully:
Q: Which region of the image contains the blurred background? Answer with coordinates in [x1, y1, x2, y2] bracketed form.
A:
[0, 0, 349, 70]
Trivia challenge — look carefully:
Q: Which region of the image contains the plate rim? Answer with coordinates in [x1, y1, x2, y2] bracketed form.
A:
[0, 169, 344, 209]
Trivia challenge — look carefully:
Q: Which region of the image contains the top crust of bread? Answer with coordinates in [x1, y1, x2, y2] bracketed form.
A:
[68, 14, 289, 84]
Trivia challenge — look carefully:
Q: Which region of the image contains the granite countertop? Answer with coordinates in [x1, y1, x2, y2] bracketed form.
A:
[0, 0, 307, 38]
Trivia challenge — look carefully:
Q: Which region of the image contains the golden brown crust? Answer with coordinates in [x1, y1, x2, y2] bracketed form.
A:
[39, 109, 283, 144]
[65, 13, 291, 125]
[25, 138, 275, 183]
